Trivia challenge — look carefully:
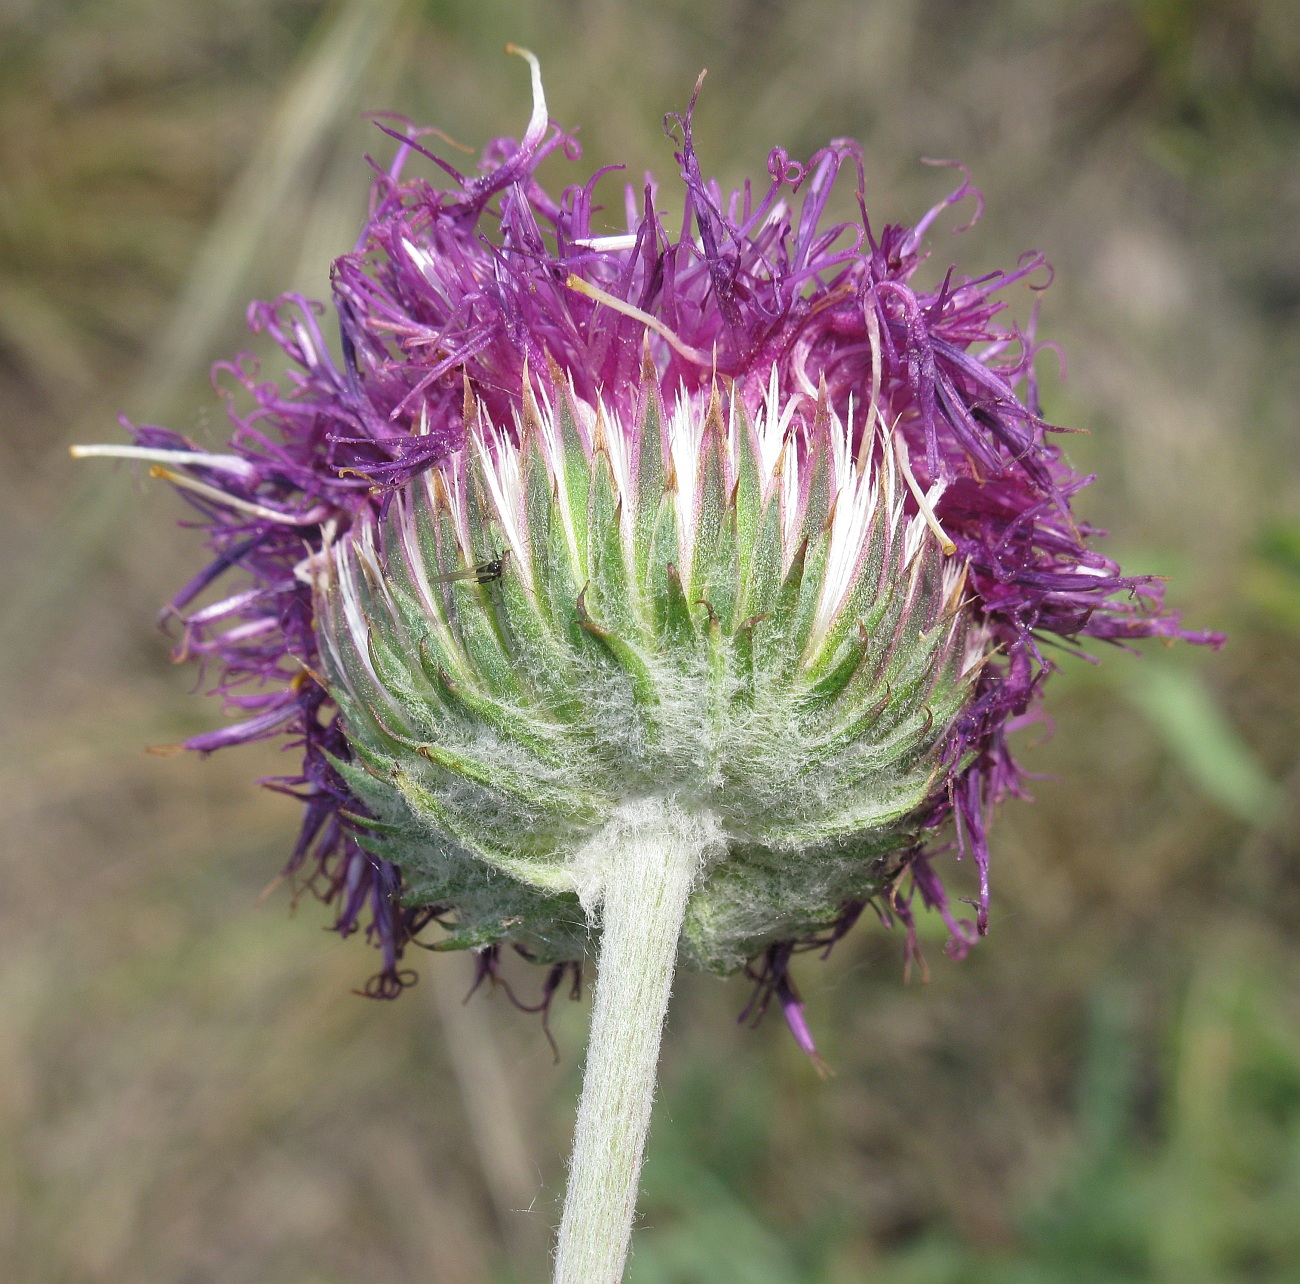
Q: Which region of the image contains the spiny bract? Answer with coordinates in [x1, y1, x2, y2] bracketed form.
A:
[318, 365, 982, 974]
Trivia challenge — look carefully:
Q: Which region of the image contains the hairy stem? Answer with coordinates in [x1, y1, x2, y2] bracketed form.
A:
[552, 799, 714, 1284]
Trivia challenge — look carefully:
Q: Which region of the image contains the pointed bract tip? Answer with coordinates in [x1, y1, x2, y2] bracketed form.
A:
[503, 44, 547, 150]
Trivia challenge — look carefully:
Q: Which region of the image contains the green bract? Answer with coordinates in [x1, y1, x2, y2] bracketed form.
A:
[316, 365, 982, 974]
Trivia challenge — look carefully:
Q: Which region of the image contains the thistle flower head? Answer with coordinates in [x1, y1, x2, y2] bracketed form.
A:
[85, 51, 1219, 1025]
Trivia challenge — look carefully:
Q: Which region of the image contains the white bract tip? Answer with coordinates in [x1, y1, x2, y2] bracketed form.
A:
[505, 44, 548, 151]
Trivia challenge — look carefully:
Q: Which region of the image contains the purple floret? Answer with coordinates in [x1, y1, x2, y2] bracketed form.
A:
[127, 78, 1219, 1012]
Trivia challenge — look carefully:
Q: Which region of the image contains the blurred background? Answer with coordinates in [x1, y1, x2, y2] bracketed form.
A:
[1, 0, 1298, 1280]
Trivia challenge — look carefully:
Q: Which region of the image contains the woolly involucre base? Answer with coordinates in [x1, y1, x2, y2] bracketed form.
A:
[314, 366, 983, 974]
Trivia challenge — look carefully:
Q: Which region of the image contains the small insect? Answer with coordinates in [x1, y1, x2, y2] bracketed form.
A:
[431, 551, 508, 585]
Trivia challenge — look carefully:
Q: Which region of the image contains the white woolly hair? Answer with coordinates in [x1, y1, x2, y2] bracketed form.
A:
[315, 365, 985, 970]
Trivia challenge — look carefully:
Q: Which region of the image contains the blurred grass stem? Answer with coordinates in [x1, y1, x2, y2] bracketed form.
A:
[138, 0, 404, 412]
[2, 0, 407, 669]
[429, 960, 544, 1263]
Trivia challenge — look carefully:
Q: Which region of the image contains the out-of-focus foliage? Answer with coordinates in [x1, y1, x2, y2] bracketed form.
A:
[1123, 663, 1279, 823]
[1247, 520, 1300, 633]
[0, 0, 1296, 1280]
[630, 949, 1300, 1283]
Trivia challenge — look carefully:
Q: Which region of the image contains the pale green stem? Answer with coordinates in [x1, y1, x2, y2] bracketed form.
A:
[552, 799, 716, 1284]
